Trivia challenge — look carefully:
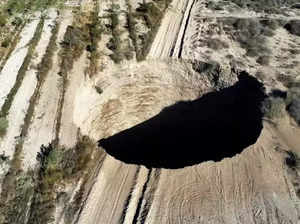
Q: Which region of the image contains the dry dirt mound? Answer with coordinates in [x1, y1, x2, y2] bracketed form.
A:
[75, 59, 237, 140]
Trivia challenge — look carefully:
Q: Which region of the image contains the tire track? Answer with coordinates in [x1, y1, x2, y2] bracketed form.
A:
[166, 181, 210, 224]
[137, 168, 161, 224]
[176, 0, 196, 58]
[73, 152, 107, 224]
[132, 168, 152, 224]
[118, 166, 141, 224]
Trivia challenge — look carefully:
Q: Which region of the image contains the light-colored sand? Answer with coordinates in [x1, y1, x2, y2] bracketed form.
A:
[123, 166, 149, 224]
[0, 10, 57, 160]
[0, 17, 40, 109]
[77, 155, 138, 224]
[144, 123, 299, 224]
[58, 52, 88, 148]
[22, 10, 73, 171]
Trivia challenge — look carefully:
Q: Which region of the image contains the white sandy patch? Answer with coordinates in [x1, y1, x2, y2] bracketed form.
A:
[22, 10, 73, 171]
[58, 52, 88, 148]
[73, 76, 102, 137]
[123, 166, 149, 224]
[0, 10, 57, 160]
[0, 17, 40, 109]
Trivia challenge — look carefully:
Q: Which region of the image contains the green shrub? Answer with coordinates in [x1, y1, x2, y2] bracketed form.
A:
[284, 20, 300, 36]
[286, 85, 300, 124]
[220, 18, 279, 57]
[1, 38, 10, 48]
[286, 151, 298, 168]
[256, 55, 270, 65]
[261, 97, 285, 119]
[0, 117, 8, 137]
[207, 38, 229, 50]
[0, 14, 7, 27]
[95, 86, 103, 94]
[288, 98, 300, 124]
[11, 17, 22, 27]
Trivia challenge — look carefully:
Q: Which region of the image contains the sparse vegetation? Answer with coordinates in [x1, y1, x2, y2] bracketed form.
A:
[0, 18, 45, 119]
[0, 116, 8, 137]
[2, 0, 65, 14]
[286, 84, 300, 125]
[95, 85, 103, 94]
[261, 96, 286, 119]
[0, 13, 7, 26]
[1, 38, 10, 48]
[284, 20, 300, 36]
[0, 135, 103, 223]
[0, 22, 60, 224]
[286, 151, 298, 169]
[220, 18, 280, 58]
[206, 38, 229, 50]
[127, 0, 172, 61]
[28, 137, 103, 223]
[107, 4, 124, 63]
[59, 25, 88, 75]
[256, 55, 271, 65]
[87, 6, 103, 75]
[288, 98, 300, 124]
[208, 0, 299, 13]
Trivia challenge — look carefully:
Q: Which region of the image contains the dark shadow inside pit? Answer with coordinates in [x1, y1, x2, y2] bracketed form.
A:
[98, 72, 266, 169]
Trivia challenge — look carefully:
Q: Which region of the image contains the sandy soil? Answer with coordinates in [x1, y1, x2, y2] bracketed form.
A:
[144, 123, 299, 223]
[0, 16, 40, 109]
[22, 10, 73, 171]
[77, 155, 139, 224]
[180, 0, 300, 85]
[58, 52, 88, 148]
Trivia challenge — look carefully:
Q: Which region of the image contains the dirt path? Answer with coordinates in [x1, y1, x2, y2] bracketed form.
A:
[77, 155, 139, 224]
[58, 52, 88, 148]
[22, 10, 73, 171]
[144, 123, 299, 223]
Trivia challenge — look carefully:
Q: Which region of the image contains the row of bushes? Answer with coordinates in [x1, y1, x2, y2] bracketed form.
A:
[127, 0, 172, 61]
[261, 82, 300, 125]
[27, 136, 101, 223]
[206, 0, 299, 13]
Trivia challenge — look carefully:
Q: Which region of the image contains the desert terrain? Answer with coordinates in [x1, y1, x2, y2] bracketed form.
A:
[0, 0, 300, 223]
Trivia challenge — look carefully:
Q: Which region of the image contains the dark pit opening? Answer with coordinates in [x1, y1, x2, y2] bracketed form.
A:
[98, 72, 266, 169]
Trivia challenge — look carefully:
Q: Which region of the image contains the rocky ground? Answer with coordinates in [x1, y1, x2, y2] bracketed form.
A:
[0, 0, 300, 223]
